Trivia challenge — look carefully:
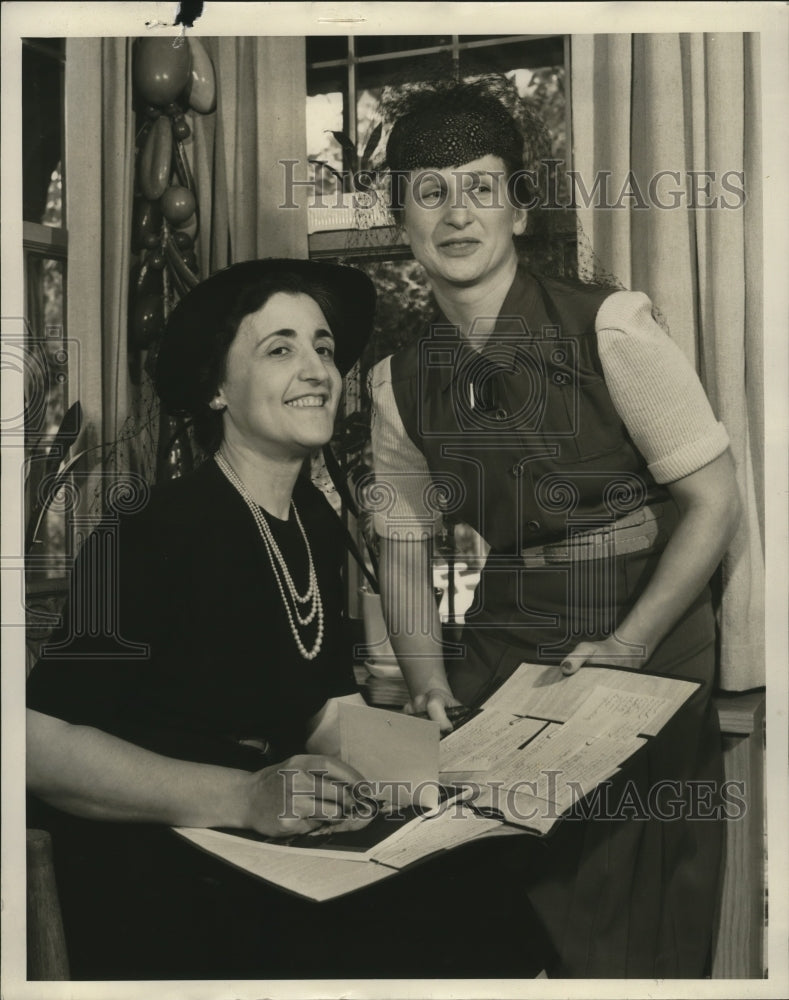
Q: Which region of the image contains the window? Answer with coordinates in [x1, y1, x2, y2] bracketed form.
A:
[22, 38, 70, 597]
[306, 35, 572, 627]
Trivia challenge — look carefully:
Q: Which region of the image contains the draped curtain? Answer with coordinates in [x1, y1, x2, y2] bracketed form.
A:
[66, 38, 137, 483]
[570, 33, 764, 690]
[189, 36, 308, 273]
[65, 36, 308, 515]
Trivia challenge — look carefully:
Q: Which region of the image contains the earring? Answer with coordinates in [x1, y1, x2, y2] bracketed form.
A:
[209, 397, 226, 411]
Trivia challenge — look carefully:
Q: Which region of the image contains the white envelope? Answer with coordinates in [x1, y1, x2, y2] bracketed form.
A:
[338, 702, 441, 810]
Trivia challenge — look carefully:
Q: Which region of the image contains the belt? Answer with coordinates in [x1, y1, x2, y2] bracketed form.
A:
[520, 502, 676, 567]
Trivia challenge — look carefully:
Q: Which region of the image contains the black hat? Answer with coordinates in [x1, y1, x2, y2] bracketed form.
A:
[385, 82, 524, 176]
[155, 258, 376, 418]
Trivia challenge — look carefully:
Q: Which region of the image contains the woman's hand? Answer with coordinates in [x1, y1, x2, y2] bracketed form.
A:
[27, 712, 371, 835]
[560, 635, 649, 676]
[244, 754, 371, 837]
[403, 687, 463, 732]
[561, 453, 742, 679]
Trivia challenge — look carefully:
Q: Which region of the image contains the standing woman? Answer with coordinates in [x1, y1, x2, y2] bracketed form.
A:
[370, 81, 741, 977]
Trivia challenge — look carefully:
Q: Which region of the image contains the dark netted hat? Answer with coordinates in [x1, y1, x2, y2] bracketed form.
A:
[386, 82, 524, 175]
[155, 258, 376, 418]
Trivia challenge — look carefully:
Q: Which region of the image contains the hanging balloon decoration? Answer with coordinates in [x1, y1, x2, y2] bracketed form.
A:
[129, 36, 217, 474]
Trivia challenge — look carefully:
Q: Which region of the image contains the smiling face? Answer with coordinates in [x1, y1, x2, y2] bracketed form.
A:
[214, 291, 342, 461]
[401, 155, 527, 293]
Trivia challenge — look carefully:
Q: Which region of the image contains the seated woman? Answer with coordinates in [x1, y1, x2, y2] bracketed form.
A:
[26, 259, 552, 981]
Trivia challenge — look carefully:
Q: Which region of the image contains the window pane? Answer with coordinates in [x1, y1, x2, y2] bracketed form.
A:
[25, 255, 68, 436]
[355, 36, 451, 58]
[306, 62, 347, 99]
[25, 255, 69, 576]
[357, 49, 455, 96]
[460, 40, 564, 80]
[459, 35, 564, 66]
[306, 69, 346, 200]
[355, 87, 386, 173]
[23, 40, 65, 224]
[306, 36, 348, 64]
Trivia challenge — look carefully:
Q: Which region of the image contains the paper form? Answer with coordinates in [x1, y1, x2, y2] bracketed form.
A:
[174, 827, 395, 901]
[564, 684, 670, 737]
[485, 722, 645, 813]
[482, 663, 591, 719]
[439, 711, 547, 771]
[482, 662, 698, 732]
[370, 803, 508, 869]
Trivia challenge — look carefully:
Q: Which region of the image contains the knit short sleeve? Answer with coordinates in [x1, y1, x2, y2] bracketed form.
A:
[369, 356, 441, 539]
[595, 291, 730, 483]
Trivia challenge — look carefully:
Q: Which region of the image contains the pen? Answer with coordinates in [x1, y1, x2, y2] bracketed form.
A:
[414, 705, 472, 723]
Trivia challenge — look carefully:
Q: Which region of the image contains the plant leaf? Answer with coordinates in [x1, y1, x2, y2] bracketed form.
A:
[309, 158, 345, 184]
[25, 401, 83, 553]
[42, 401, 82, 481]
[361, 122, 383, 170]
[327, 130, 358, 170]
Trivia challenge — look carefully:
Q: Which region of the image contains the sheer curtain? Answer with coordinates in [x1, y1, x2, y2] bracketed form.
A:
[570, 33, 764, 690]
[65, 36, 309, 508]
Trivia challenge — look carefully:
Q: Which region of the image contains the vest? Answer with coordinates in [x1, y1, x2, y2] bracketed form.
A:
[390, 268, 669, 554]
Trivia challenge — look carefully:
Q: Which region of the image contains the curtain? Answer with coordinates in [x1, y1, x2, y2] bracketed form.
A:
[65, 38, 149, 527]
[570, 34, 764, 690]
[189, 36, 308, 273]
[65, 37, 309, 515]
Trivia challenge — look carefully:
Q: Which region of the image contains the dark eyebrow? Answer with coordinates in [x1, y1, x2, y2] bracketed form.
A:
[256, 328, 335, 347]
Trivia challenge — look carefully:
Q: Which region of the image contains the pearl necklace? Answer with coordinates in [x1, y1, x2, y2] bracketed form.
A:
[214, 452, 324, 660]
